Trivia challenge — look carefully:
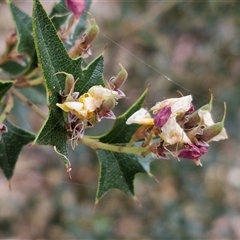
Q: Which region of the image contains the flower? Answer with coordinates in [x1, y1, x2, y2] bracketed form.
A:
[57, 85, 119, 120]
[66, 0, 86, 19]
[126, 93, 228, 166]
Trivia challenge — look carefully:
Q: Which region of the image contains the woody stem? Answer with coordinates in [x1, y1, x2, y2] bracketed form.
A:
[10, 87, 47, 120]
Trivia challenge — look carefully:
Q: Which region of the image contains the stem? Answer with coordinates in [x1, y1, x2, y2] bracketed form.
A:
[14, 77, 44, 88]
[25, 67, 40, 79]
[80, 136, 146, 155]
[0, 92, 14, 122]
[10, 87, 47, 120]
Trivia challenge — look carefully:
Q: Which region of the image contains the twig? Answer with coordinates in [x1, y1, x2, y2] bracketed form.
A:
[10, 87, 47, 120]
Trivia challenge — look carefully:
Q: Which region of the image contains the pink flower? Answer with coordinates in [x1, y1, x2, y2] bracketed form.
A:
[66, 0, 86, 19]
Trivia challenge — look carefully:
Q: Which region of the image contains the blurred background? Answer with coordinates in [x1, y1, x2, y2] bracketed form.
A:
[0, 0, 240, 239]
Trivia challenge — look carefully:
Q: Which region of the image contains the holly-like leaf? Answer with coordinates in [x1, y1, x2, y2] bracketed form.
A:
[96, 150, 146, 200]
[8, 1, 37, 72]
[0, 120, 35, 179]
[95, 88, 149, 201]
[32, 0, 104, 155]
[0, 81, 13, 100]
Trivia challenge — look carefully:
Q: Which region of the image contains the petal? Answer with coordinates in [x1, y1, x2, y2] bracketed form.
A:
[126, 108, 154, 125]
[211, 128, 228, 141]
[88, 85, 118, 100]
[56, 102, 83, 113]
[198, 110, 214, 126]
[160, 117, 191, 145]
[153, 106, 172, 128]
[178, 141, 209, 159]
[151, 95, 192, 116]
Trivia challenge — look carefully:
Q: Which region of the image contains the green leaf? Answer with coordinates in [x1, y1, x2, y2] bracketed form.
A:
[0, 81, 13, 100]
[96, 150, 146, 200]
[0, 60, 29, 77]
[32, 0, 104, 154]
[8, 1, 37, 72]
[95, 88, 149, 201]
[98, 88, 149, 143]
[0, 120, 35, 179]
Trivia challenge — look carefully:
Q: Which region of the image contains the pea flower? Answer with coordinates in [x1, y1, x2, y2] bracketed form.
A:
[126, 93, 228, 166]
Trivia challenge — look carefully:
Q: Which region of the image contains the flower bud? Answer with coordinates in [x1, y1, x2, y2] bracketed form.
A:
[199, 102, 228, 142]
[101, 97, 116, 111]
[111, 64, 128, 89]
[55, 72, 77, 101]
[83, 17, 99, 46]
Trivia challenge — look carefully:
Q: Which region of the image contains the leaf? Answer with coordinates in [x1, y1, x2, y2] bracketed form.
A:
[96, 150, 146, 200]
[0, 120, 35, 179]
[95, 89, 149, 201]
[8, 1, 37, 72]
[0, 60, 29, 77]
[0, 81, 13, 100]
[98, 88, 149, 143]
[32, 0, 104, 155]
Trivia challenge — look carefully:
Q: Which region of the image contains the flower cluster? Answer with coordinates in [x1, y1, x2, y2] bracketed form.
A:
[126, 94, 228, 165]
[56, 65, 127, 149]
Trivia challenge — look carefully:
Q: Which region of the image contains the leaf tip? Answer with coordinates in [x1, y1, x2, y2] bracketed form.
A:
[133, 196, 142, 207]
[8, 180, 12, 191]
[148, 173, 160, 184]
[93, 199, 99, 213]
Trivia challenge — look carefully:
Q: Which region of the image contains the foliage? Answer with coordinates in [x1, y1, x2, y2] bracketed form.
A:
[0, 0, 228, 209]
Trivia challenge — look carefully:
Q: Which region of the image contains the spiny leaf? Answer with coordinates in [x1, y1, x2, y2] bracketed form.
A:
[0, 120, 35, 179]
[0, 81, 13, 100]
[32, 0, 104, 154]
[95, 88, 149, 201]
[96, 150, 146, 200]
[8, 1, 37, 73]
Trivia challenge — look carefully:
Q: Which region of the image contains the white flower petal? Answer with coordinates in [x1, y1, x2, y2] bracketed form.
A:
[88, 85, 118, 100]
[211, 128, 228, 141]
[151, 95, 192, 116]
[160, 117, 191, 145]
[126, 108, 153, 125]
[198, 110, 214, 126]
